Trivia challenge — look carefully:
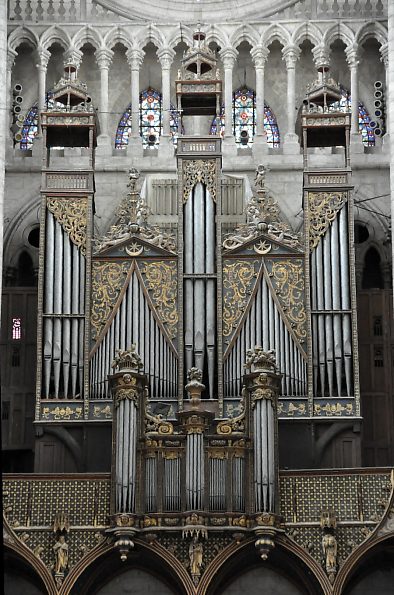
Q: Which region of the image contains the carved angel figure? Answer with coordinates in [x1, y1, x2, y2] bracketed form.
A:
[189, 537, 203, 576]
[127, 168, 140, 192]
[254, 164, 268, 190]
[53, 535, 69, 574]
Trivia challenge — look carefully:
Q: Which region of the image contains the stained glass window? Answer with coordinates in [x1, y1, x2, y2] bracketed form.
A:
[331, 87, 375, 147]
[210, 87, 280, 148]
[115, 87, 180, 149]
[19, 92, 65, 150]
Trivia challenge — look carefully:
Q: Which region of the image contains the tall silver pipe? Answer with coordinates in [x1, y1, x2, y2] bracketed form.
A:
[262, 277, 269, 351]
[44, 212, 55, 398]
[53, 221, 64, 397]
[62, 234, 71, 397]
[316, 242, 326, 396]
[323, 231, 334, 397]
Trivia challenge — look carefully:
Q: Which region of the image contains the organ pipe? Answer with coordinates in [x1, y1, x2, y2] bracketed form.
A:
[109, 346, 145, 514]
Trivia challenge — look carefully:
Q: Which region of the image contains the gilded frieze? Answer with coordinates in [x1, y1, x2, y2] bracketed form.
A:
[182, 159, 217, 203]
[47, 197, 88, 254]
[222, 260, 259, 338]
[91, 261, 130, 340]
[140, 261, 178, 340]
[314, 402, 354, 416]
[307, 191, 347, 250]
[267, 259, 307, 343]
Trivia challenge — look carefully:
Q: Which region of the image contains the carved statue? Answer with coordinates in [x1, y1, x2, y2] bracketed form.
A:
[187, 367, 203, 383]
[53, 535, 69, 574]
[112, 345, 143, 372]
[322, 533, 337, 576]
[189, 537, 203, 576]
[127, 168, 140, 192]
[254, 164, 268, 191]
[244, 346, 277, 372]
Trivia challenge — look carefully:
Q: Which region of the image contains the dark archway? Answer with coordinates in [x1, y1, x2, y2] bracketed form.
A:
[362, 247, 384, 289]
[205, 539, 325, 595]
[4, 548, 48, 595]
[69, 543, 188, 595]
[342, 536, 394, 595]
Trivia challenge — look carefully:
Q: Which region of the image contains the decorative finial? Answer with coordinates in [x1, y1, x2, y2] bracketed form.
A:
[112, 345, 143, 373]
[244, 347, 278, 374]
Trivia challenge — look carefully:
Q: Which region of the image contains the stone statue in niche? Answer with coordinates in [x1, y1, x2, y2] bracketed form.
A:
[189, 536, 203, 577]
[53, 535, 69, 574]
[322, 533, 337, 582]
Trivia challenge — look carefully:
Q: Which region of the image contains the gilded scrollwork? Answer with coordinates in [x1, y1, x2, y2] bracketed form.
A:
[145, 410, 174, 435]
[42, 406, 83, 420]
[47, 197, 88, 254]
[223, 261, 258, 338]
[269, 260, 307, 343]
[140, 262, 178, 339]
[183, 159, 217, 203]
[307, 191, 347, 250]
[91, 261, 130, 340]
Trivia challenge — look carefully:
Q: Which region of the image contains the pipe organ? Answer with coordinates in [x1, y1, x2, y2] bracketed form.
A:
[34, 32, 361, 557]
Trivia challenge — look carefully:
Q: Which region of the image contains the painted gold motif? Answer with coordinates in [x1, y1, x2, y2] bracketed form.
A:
[183, 159, 217, 203]
[314, 402, 354, 416]
[141, 262, 178, 339]
[223, 261, 258, 337]
[91, 261, 130, 340]
[269, 260, 307, 342]
[42, 406, 83, 420]
[47, 197, 88, 254]
[307, 191, 347, 250]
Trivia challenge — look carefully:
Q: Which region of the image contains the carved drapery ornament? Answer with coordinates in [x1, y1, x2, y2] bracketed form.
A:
[47, 197, 88, 254]
[91, 261, 129, 340]
[222, 261, 258, 337]
[183, 159, 217, 203]
[307, 191, 347, 250]
[269, 260, 307, 342]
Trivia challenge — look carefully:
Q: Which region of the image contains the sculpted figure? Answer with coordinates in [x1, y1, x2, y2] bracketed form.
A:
[189, 537, 203, 576]
[53, 535, 68, 574]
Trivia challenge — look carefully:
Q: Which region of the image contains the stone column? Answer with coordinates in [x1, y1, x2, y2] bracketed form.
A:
[345, 46, 360, 135]
[380, 43, 389, 143]
[36, 46, 51, 136]
[219, 47, 238, 138]
[126, 47, 144, 138]
[251, 46, 269, 137]
[158, 47, 175, 137]
[282, 44, 300, 152]
[251, 46, 269, 158]
[95, 47, 113, 148]
[389, 0, 394, 289]
[6, 48, 17, 149]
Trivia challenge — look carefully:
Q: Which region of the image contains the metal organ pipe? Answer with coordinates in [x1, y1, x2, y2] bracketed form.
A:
[183, 182, 217, 397]
[223, 270, 307, 400]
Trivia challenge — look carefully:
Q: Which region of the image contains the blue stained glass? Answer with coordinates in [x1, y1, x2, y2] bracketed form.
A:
[331, 87, 375, 147]
[210, 87, 280, 148]
[115, 87, 180, 149]
[19, 92, 66, 150]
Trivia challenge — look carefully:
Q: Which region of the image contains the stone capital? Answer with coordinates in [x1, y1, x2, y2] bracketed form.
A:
[380, 42, 389, 68]
[64, 47, 83, 70]
[282, 44, 301, 69]
[345, 44, 360, 69]
[220, 46, 238, 70]
[36, 46, 51, 70]
[126, 47, 145, 70]
[95, 47, 114, 70]
[251, 46, 269, 69]
[157, 46, 176, 69]
[7, 48, 18, 71]
[311, 44, 330, 69]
